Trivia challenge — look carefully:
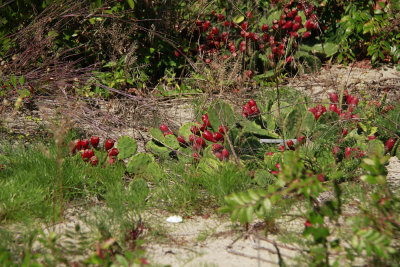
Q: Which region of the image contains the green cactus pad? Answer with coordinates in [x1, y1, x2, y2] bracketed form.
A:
[117, 136, 137, 160]
[127, 153, 154, 174]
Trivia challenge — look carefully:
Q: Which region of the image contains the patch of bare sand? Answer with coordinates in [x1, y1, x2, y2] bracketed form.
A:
[286, 64, 400, 100]
[387, 156, 400, 192]
[144, 214, 300, 267]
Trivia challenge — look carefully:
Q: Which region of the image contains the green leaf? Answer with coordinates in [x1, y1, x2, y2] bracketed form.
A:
[231, 207, 239, 222]
[393, 51, 400, 63]
[164, 135, 180, 149]
[284, 108, 301, 139]
[242, 120, 280, 138]
[367, 140, 385, 157]
[301, 43, 338, 57]
[116, 254, 129, 267]
[236, 137, 259, 159]
[149, 128, 165, 142]
[144, 162, 162, 180]
[207, 101, 236, 132]
[239, 207, 247, 224]
[197, 157, 221, 175]
[126, 153, 154, 174]
[266, 10, 281, 26]
[103, 61, 117, 68]
[261, 113, 276, 132]
[145, 140, 170, 158]
[126, 0, 135, 9]
[117, 136, 137, 160]
[10, 75, 16, 88]
[263, 198, 271, 211]
[372, 52, 378, 63]
[248, 189, 260, 201]
[246, 206, 254, 223]
[219, 205, 232, 214]
[233, 15, 245, 24]
[19, 76, 24, 87]
[178, 122, 197, 137]
[254, 69, 277, 80]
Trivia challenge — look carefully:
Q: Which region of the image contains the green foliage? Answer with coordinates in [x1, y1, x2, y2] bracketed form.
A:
[126, 153, 154, 175]
[0, 140, 126, 223]
[320, 0, 400, 65]
[207, 102, 236, 133]
[117, 136, 137, 160]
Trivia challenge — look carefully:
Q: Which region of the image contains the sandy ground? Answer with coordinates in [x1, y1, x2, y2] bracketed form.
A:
[144, 156, 400, 267]
[143, 214, 300, 267]
[286, 63, 400, 100]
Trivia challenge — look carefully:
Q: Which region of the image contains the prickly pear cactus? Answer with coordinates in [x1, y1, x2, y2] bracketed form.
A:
[117, 136, 137, 160]
[146, 127, 181, 159]
[207, 101, 236, 133]
[127, 153, 154, 174]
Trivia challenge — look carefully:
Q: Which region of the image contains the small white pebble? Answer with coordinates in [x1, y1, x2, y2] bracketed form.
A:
[166, 216, 183, 223]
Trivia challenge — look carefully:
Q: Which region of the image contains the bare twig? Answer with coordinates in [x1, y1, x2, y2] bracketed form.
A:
[227, 249, 279, 265]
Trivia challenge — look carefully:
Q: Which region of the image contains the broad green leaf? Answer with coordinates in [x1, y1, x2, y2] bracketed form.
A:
[103, 61, 117, 68]
[284, 108, 301, 139]
[144, 162, 162, 180]
[207, 101, 236, 132]
[233, 15, 244, 24]
[127, 0, 135, 9]
[145, 140, 170, 158]
[246, 206, 253, 223]
[366, 140, 384, 157]
[178, 122, 197, 137]
[115, 255, 129, 267]
[270, 101, 291, 120]
[263, 198, 271, 211]
[197, 157, 221, 175]
[10, 75, 16, 88]
[248, 189, 260, 201]
[231, 207, 240, 222]
[117, 136, 137, 159]
[261, 113, 276, 132]
[149, 128, 165, 143]
[301, 43, 338, 57]
[126, 153, 154, 174]
[19, 76, 24, 86]
[177, 147, 194, 163]
[164, 134, 180, 149]
[242, 120, 280, 138]
[266, 10, 281, 26]
[360, 175, 377, 184]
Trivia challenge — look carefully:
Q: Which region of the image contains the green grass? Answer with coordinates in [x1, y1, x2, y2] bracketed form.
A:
[0, 138, 149, 266]
[148, 159, 255, 214]
[0, 140, 126, 224]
